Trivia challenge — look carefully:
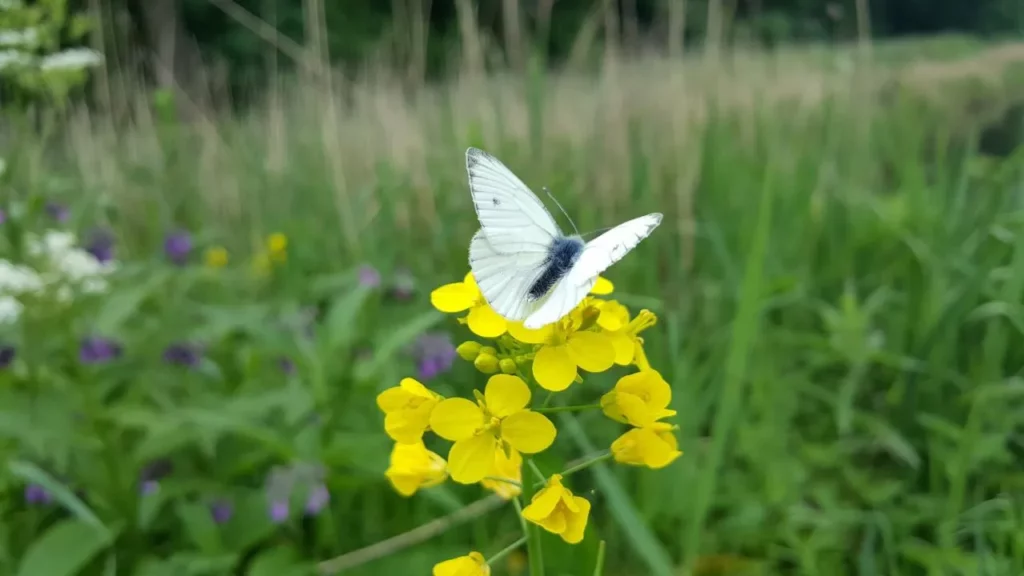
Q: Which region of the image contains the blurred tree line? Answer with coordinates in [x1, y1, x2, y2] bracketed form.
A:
[69, 0, 1024, 106]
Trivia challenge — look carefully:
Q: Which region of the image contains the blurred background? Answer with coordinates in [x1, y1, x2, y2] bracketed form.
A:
[2, 0, 1024, 575]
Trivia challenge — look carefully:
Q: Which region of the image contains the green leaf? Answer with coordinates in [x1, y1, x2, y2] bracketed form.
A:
[176, 501, 223, 555]
[93, 269, 170, 334]
[222, 491, 276, 552]
[320, 286, 371, 354]
[246, 546, 310, 576]
[7, 460, 108, 533]
[16, 519, 115, 576]
[354, 310, 445, 381]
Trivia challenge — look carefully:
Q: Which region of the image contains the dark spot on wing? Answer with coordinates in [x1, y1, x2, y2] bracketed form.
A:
[528, 236, 584, 301]
[493, 198, 501, 206]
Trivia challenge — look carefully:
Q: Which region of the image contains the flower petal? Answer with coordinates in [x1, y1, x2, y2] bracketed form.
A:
[566, 331, 615, 373]
[501, 411, 556, 454]
[467, 305, 508, 338]
[508, 321, 553, 344]
[399, 377, 437, 399]
[484, 374, 531, 418]
[561, 496, 591, 544]
[431, 282, 477, 313]
[536, 508, 568, 535]
[429, 398, 485, 442]
[617, 370, 672, 411]
[433, 552, 489, 576]
[610, 332, 635, 365]
[447, 433, 498, 484]
[384, 406, 431, 444]
[591, 276, 614, 295]
[522, 477, 564, 520]
[376, 387, 411, 413]
[597, 300, 629, 332]
[532, 345, 576, 392]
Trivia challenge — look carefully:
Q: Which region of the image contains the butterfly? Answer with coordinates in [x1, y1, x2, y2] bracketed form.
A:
[465, 147, 662, 329]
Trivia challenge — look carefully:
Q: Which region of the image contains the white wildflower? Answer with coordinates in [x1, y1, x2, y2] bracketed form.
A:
[0, 259, 44, 294]
[0, 49, 30, 72]
[0, 28, 38, 48]
[0, 295, 21, 324]
[39, 48, 103, 72]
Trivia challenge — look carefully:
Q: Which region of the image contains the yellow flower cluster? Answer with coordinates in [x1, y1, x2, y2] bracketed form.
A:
[253, 232, 288, 276]
[380, 271, 683, 571]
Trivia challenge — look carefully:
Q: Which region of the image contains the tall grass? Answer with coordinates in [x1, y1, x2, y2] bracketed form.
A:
[6, 20, 1024, 575]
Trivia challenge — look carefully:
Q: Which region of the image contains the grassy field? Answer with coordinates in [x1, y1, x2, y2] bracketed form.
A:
[4, 35, 1024, 576]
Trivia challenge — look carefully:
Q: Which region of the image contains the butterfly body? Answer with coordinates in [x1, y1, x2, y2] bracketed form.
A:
[527, 235, 585, 302]
[465, 147, 661, 329]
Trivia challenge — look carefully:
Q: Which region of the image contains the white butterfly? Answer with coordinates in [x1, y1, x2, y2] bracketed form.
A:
[465, 147, 662, 329]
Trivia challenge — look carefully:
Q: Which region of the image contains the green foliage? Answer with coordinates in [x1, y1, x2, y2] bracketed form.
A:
[0, 0, 100, 106]
[3, 37, 1024, 575]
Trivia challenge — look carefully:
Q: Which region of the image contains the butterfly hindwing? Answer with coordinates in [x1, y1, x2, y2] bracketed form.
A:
[466, 147, 561, 255]
[469, 229, 547, 321]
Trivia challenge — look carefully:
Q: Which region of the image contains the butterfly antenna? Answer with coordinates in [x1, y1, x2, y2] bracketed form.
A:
[543, 186, 580, 236]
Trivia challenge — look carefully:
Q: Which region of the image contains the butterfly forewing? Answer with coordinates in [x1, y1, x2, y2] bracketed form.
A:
[522, 213, 662, 329]
[466, 147, 561, 254]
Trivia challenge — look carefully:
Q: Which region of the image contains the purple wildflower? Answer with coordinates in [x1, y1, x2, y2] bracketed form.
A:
[304, 483, 330, 516]
[139, 459, 173, 495]
[85, 228, 115, 263]
[24, 484, 52, 505]
[164, 231, 192, 265]
[163, 342, 202, 367]
[0, 345, 14, 369]
[45, 202, 69, 222]
[357, 265, 381, 289]
[209, 499, 233, 524]
[277, 356, 295, 375]
[269, 500, 289, 523]
[79, 336, 122, 364]
[414, 332, 457, 381]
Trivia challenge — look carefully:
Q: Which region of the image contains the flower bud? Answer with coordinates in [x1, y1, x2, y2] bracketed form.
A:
[474, 353, 499, 374]
[456, 341, 482, 361]
[480, 346, 497, 357]
[499, 358, 517, 374]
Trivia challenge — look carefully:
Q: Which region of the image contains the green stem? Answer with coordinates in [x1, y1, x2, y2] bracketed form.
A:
[486, 536, 528, 566]
[593, 540, 607, 576]
[540, 391, 555, 409]
[534, 403, 601, 414]
[556, 451, 613, 481]
[521, 458, 546, 576]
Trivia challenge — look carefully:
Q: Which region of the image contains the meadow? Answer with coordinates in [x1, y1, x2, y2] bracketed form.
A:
[3, 32, 1024, 576]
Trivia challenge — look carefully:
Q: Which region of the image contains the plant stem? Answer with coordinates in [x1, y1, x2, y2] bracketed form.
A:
[534, 403, 601, 414]
[556, 451, 613, 481]
[487, 535, 528, 566]
[593, 540, 607, 576]
[521, 458, 546, 576]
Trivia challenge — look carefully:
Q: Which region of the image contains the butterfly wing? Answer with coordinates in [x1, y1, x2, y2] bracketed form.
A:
[466, 147, 561, 255]
[469, 229, 547, 321]
[523, 213, 663, 329]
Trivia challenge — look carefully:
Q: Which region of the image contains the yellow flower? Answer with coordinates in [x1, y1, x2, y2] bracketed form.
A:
[431, 273, 507, 338]
[385, 441, 448, 496]
[429, 374, 556, 484]
[521, 474, 591, 544]
[433, 551, 490, 576]
[204, 246, 228, 268]
[591, 276, 614, 295]
[376, 378, 443, 444]
[481, 446, 522, 500]
[597, 301, 657, 367]
[601, 370, 676, 428]
[266, 232, 288, 263]
[508, 309, 615, 392]
[611, 422, 682, 469]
